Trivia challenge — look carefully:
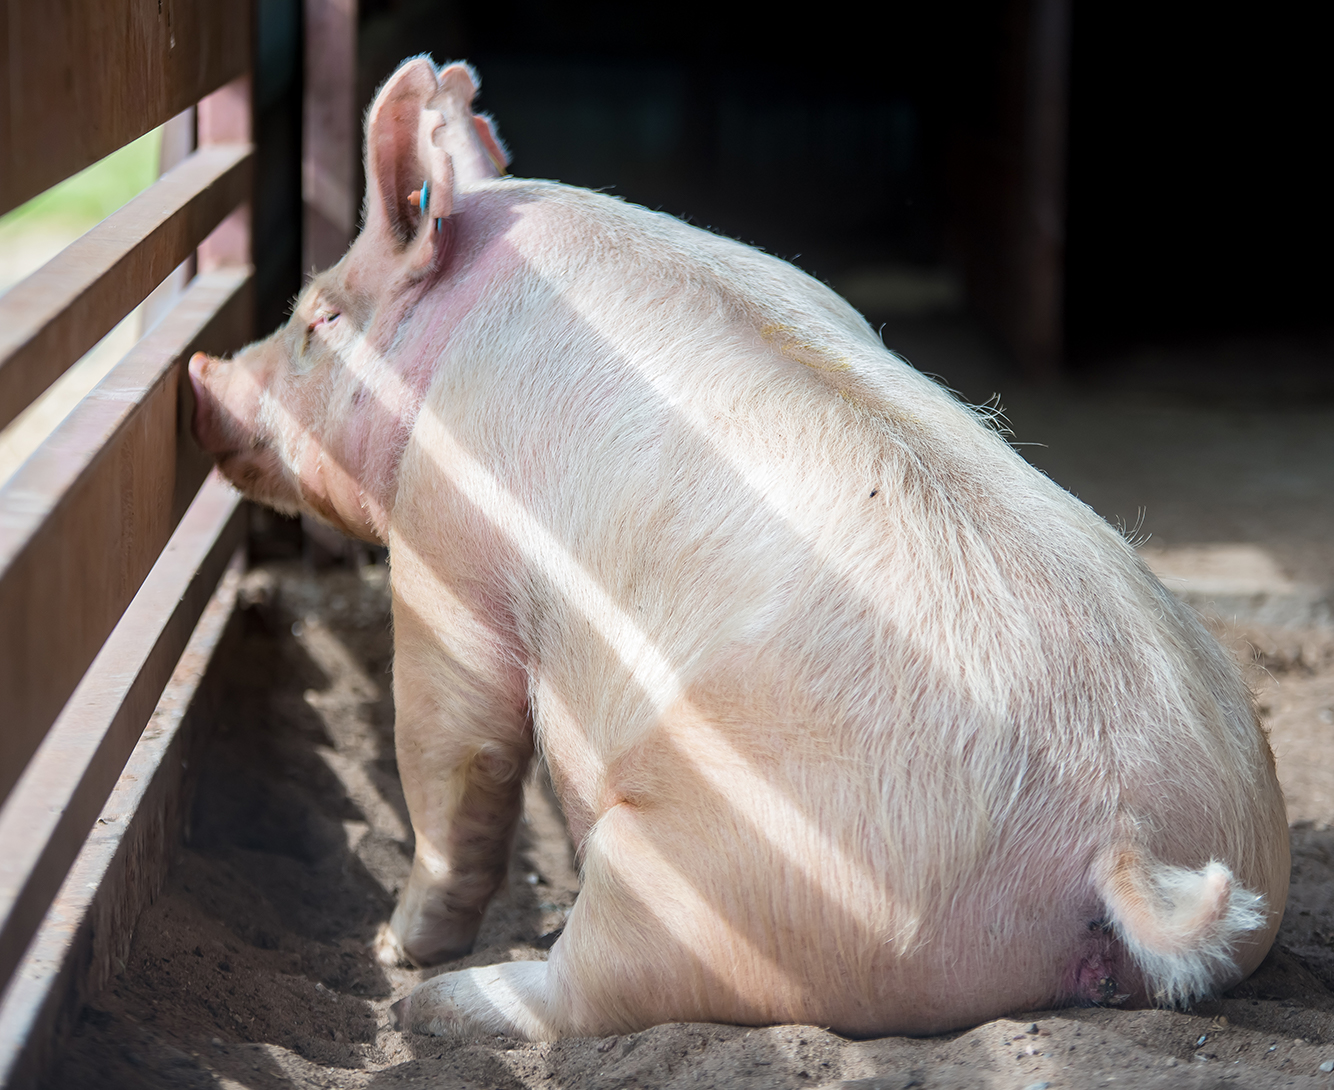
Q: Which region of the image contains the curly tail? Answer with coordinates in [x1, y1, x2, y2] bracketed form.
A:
[1094, 846, 1268, 1006]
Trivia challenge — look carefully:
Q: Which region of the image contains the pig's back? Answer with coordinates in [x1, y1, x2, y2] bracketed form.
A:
[451, 178, 1262, 769]
[408, 179, 1286, 1029]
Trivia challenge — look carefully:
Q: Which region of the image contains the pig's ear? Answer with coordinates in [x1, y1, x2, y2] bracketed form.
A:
[364, 57, 455, 274]
[472, 114, 510, 175]
[430, 63, 508, 187]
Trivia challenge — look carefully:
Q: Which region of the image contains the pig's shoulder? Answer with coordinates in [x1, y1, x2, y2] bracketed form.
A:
[475, 179, 838, 284]
[472, 178, 883, 351]
[465, 180, 1029, 478]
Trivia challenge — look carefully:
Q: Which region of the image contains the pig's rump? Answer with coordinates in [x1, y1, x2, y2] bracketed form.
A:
[386, 179, 1288, 1035]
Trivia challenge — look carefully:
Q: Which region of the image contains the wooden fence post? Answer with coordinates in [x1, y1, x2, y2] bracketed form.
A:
[303, 0, 360, 273]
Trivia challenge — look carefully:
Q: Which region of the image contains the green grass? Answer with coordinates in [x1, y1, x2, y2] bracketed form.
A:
[0, 128, 162, 235]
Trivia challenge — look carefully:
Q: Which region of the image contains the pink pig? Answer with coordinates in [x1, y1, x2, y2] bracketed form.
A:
[188, 57, 1289, 1039]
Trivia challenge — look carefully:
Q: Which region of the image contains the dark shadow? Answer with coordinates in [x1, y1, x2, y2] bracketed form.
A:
[47, 567, 405, 1088]
[1269, 823, 1334, 996]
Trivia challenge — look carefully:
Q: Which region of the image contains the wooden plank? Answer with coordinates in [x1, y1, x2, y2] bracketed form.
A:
[303, 0, 359, 270]
[946, 0, 1070, 378]
[140, 106, 200, 331]
[198, 76, 254, 271]
[0, 267, 253, 806]
[0, 472, 243, 1001]
[0, 0, 252, 216]
[0, 143, 253, 432]
[1012, 0, 1071, 375]
[0, 548, 245, 1090]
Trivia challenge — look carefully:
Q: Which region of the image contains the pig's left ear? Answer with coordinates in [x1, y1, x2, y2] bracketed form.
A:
[364, 57, 454, 277]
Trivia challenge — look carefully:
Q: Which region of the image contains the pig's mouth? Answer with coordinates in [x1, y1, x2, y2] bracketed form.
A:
[206, 444, 257, 487]
[197, 431, 255, 483]
[214, 444, 303, 517]
[211, 446, 246, 471]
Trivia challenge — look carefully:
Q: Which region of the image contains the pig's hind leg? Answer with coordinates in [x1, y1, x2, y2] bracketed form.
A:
[375, 595, 534, 968]
[391, 959, 558, 1040]
[391, 804, 737, 1040]
[389, 866, 630, 1040]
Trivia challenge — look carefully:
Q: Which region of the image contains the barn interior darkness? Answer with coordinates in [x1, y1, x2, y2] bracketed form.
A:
[264, 0, 1329, 388]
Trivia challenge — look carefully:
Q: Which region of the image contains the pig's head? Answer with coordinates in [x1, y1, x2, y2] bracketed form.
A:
[188, 57, 508, 544]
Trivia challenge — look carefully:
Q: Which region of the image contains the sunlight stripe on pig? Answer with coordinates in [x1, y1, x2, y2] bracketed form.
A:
[412, 407, 682, 712]
[407, 407, 886, 930]
[521, 255, 1050, 721]
[331, 269, 1127, 970]
[327, 334, 896, 952]
[389, 535, 521, 681]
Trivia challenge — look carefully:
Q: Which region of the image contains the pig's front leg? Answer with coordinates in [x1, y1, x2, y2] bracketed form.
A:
[375, 591, 533, 967]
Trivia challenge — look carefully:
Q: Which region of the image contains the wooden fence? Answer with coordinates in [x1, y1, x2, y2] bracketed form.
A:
[0, 2, 286, 1083]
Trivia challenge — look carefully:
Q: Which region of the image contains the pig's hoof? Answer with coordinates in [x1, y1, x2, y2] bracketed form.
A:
[372, 921, 412, 968]
[395, 978, 466, 1038]
[396, 963, 555, 1040]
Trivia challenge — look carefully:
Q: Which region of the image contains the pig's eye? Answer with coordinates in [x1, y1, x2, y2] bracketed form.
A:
[310, 309, 340, 332]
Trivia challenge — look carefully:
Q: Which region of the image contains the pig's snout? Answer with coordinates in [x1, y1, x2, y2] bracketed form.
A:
[187, 351, 227, 454]
[186, 351, 211, 390]
[187, 352, 210, 439]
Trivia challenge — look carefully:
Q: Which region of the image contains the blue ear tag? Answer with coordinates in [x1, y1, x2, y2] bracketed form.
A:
[419, 182, 429, 214]
[434, 218, 443, 233]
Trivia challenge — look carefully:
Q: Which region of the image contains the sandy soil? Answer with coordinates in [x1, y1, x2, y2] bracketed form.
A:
[46, 570, 1334, 1090]
[46, 368, 1334, 1089]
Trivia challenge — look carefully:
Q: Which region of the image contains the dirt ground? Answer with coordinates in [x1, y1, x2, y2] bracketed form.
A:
[47, 335, 1334, 1090]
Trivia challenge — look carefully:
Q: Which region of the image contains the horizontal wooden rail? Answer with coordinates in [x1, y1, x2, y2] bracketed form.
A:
[0, 473, 244, 999]
[0, 267, 254, 804]
[0, 0, 251, 215]
[0, 143, 253, 431]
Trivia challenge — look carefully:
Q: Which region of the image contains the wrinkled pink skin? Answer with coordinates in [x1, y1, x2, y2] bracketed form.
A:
[189, 60, 510, 545]
[188, 58, 1288, 1041]
[188, 252, 424, 544]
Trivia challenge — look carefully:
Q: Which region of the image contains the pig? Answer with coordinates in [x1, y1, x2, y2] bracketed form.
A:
[187, 57, 1289, 1041]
